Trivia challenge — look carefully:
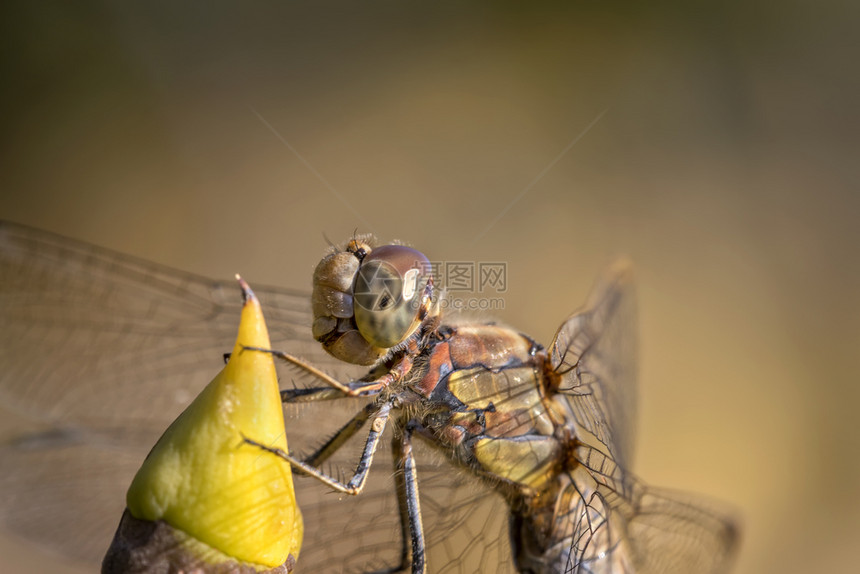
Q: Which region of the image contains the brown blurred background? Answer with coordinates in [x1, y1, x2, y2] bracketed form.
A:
[1, 2, 858, 573]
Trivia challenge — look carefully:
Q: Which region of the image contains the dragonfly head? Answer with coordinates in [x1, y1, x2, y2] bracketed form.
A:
[311, 236, 436, 365]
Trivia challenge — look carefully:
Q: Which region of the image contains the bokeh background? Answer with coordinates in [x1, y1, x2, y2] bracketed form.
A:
[1, 2, 858, 573]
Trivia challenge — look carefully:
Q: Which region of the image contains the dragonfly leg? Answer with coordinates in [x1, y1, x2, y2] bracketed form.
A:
[280, 380, 382, 403]
[242, 402, 391, 495]
[368, 434, 414, 574]
[366, 425, 428, 574]
[361, 432, 417, 574]
[244, 345, 404, 399]
[242, 346, 360, 395]
[302, 402, 375, 467]
[397, 425, 426, 574]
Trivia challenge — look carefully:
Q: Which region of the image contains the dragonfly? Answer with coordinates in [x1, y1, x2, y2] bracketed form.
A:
[0, 221, 737, 573]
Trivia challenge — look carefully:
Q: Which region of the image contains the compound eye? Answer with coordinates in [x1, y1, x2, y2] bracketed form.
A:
[353, 245, 431, 348]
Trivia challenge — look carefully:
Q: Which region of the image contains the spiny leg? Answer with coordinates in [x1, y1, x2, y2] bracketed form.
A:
[243, 402, 391, 495]
[361, 431, 418, 574]
[242, 345, 359, 395]
[302, 401, 376, 467]
[232, 346, 372, 402]
[398, 425, 426, 574]
[243, 345, 395, 399]
[370, 434, 414, 574]
[280, 381, 382, 403]
[243, 341, 420, 400]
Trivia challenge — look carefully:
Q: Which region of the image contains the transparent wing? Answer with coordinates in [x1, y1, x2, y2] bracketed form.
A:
[0, 221, 324, 431]
[620, 485, 738, 574]
[555, 459, 737, 574]
[548, 260, 637, 472]
[289, 431, 514, 573]
[0, 220, 325, 565]
[0, 221, 511, 573]
[548, 263, 736, 573]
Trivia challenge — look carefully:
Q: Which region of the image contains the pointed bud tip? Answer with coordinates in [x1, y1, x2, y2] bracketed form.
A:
[235, 274, 257, 305]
